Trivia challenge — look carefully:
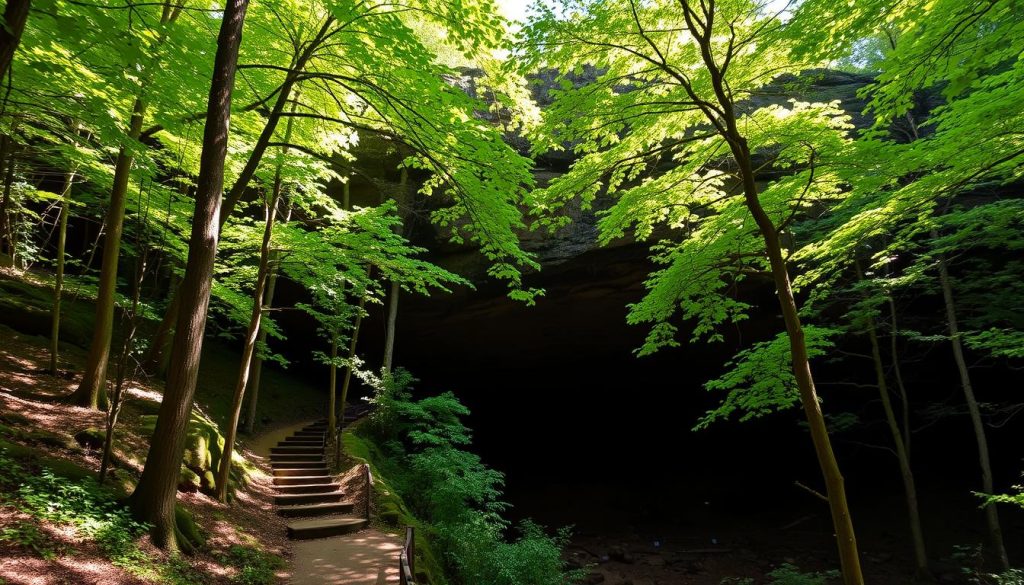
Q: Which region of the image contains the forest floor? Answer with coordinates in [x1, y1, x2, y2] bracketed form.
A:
[0, 323, 298, 584]
[0, 265, 329, 585]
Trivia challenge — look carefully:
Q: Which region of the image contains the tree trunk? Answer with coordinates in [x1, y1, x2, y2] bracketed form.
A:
[49, 170, 74, 375]
[127, 0, 248, 549]
[382, 280, 399, 374]
[101, 206, 149, 485]
[934, 238, 1009, 569]
[888, 295, 912, 454]
[335, 283, 367, 464]
[855, 263, 929, 574]
[215, 120, 292, 501]
[0, 136, 17, 262]
[741, 166, 862, 584]
[68, 97, 146, 410]
[328, 334, 338, 445]
[142, 21, 332, 371]
[0, 0, 30, 81]
[686, 11, 863, 577]
[381, 168, 408, 375]
[243, 246, 282, 435]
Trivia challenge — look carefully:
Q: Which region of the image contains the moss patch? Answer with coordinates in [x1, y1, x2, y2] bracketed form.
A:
[343, 429, 448, 585]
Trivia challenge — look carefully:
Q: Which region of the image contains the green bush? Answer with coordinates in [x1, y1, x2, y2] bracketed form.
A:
[355, 370, 580, 585]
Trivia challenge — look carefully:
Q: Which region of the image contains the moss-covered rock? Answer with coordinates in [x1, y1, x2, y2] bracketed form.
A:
[141, 410, 232, 496]
[179, 468, 201, 492]
[26, 429, 76, 449]
[74, 428, 105, 450]
[0, 279, 94, 347]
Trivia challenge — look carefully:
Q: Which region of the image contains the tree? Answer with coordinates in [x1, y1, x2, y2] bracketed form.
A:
[67, 0, 190, 409]
[214, 109, 296, 502]
[0, 0, 30, 80]
[143, 0, 539, 372]
[127, 0, 249, 549]
[523, 1, 864, 581]
[791, 0, 1024, 567]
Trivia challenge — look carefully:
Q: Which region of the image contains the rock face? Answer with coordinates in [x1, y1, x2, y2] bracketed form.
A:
[346, 67, 877, 280]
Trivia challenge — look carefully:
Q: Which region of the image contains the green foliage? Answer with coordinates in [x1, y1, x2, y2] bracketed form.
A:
[220, 544, 285, 585]
[0, 521, 59, 560]
[355, 372, 580, 585]
[720, 564, 840, 585]
[697, 327, 840, 429]
[0, 449, 150, 569]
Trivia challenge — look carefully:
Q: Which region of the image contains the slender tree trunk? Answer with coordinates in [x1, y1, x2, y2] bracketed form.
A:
[243, 245, 283, 434]
[68, 97, 146, 409]
[127, 0, 248, 548]
[0, 138, 17, 262]
[742, 168, 861, 584]
[101, 203, 149, 485]
[0, 134, 10, 260]
[381, 168, 408, 375]
[335, 283, 367, 464]
[855, 263, 929, 574]
[684, 8, 862, 578]
[50, 170, 75, 375]
[142, 21, 333, 371]
[934, 239, 1009, 569]
[382, 281, 399, 373]
[888, 295, 912, 454]
[215, 120, 292, 501]
[0, 0, 30, 82]
[328, 334, 338, 444]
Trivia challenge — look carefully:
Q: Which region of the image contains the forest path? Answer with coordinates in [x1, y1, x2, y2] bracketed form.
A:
[255, 419, 400, 584]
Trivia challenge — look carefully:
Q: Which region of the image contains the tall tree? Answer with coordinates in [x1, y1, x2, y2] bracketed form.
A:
[127, 0, 249, 549]
[214, 109, 296, 502]
[67, 1, 184, 409]
[792, 0, 1024, 567]
[524, 1, 864, 581]
[0, 0, 30, 80]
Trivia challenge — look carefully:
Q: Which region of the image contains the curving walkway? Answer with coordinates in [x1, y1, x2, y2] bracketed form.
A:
[290, 530, 401, 585]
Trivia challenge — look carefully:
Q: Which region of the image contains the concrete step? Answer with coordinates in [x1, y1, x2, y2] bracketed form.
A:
[281, 439, 324, 446]
[271, 446, 323, 455]
[271, 460, 327, 469]
[287, 517, 367, 540]
[275, 490, 346, 506]
[273, 466, 329, 477]
[273, 474, 332, 486]
[270, 454, 324, 463]
[278, 501, 355, 518]
[274, 482, 339, 495]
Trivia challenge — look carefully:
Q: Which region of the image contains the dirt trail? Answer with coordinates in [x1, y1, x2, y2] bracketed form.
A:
[289, 531, 401, 585]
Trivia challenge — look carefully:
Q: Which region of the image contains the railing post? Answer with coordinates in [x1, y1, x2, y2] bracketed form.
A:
[407, 526, 415, 575]
[364, 463, 372, 522]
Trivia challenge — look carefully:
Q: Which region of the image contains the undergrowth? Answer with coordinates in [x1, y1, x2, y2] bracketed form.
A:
[0, 448, 282, 584]
[353, 369, 583, 585]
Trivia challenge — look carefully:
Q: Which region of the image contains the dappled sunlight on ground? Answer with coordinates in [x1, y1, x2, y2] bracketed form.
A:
[0, 324, 300, 583]
[290, 530, 401, 585]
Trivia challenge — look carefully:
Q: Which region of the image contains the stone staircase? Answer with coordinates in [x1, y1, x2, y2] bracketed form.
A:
[272, 420, 368, 540]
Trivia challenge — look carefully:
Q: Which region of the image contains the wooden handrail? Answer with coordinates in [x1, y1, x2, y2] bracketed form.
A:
[399, 526, 415, 585]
